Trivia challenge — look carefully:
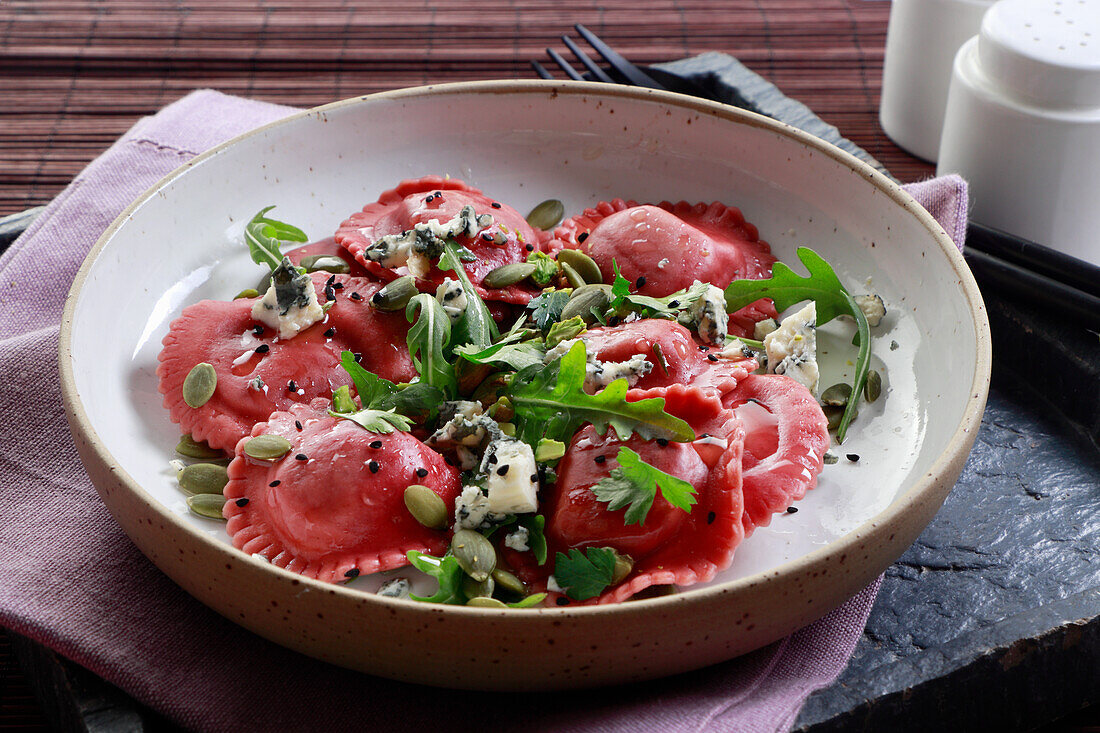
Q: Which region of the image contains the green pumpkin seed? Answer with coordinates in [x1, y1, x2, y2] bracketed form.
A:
[370, 276, 417, 312]
[525, 199, 565, 231]
[824, 405, 855, 432]
[331, 385, 356, 414]
[255, 271, 272, 293]
[404, 484, 448, 530]
[466, 596, 509, 609]
[491, 567, 526, 597]
[187, 493, 227, 520]
[498, 422, 516, 437]
[233, 288, 260, 300]
[561, 261, 587, 288]
[176, 434, 223, 459]
[483, 262, 538, 289]
[611, 551, 634, 585]
[243, 434, 292, 461]
[489, 396, 514, 422]
[535, 438, 566, 462]
[820, 383, 853, 407]
[182, 363, 217, 408]
[451, 529, 496, 582]
[864, 369, 883, 403]
[556, 249, 603, 286]
[176, 463, 229, 495]
[461, 573, 496, 599]
[456, 360, 493, 396]
[823, 452, 839, 465]
[560, 283, 612, 323]
[299, 254, 350, 274]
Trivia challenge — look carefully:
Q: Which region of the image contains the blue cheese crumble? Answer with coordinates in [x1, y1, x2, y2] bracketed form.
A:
[764, 301, 819, 393]
[504, 526, 531, 552]
[360, 205, 493, 278]
[251, 257, 324, 339]
[543, 338, 653, 391]
[685, 281, 728, 345]
[435, 278, 467, 323]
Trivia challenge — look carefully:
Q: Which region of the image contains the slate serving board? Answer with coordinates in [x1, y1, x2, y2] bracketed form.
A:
[4, 54, 1099, 731]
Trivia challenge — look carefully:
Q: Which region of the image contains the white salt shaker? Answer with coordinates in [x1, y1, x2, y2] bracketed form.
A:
[937, 0, 1100, 266]
[880, 0, 997, 162]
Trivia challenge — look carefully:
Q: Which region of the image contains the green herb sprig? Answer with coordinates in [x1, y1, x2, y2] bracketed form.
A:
[553, 547, 617, 600]
[405, 293, 458, 398]
[439, 240, 498, 349]
[244, 206, 308, 271]
[591, 447, 697, 525]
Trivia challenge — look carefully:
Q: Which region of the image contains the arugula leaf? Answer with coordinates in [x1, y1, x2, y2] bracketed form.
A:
[508, 341, 695, 447]
[405, 294, 458, 398]
[517, 514, 548, 565]
[554, 547, 617, 600]
[374, 382, 444, 424]
[723, 247, 870, 442]
[407, 551, 466, 605]
[438, 241, 498, 349]
[454, 334, 546, 371]
[339, 351, 398, 406]
[244, 206, 308, 270]
[526, 290, 571, 332]
[591, 447, 698, 525]
[332, 408, 413, 434]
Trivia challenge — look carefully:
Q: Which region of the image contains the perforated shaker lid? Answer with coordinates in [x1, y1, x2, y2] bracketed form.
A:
[978, 0, 1100, 107]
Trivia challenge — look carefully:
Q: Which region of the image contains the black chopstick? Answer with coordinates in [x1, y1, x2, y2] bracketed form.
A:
[968, 222, 1100, 300]
[963, 247, 1100, 330]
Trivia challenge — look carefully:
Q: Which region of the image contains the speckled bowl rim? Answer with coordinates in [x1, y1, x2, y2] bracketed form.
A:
[59, 80, 992, 625]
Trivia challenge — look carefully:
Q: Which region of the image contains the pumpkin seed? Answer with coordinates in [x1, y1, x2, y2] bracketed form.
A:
[233, 288, 260, 300]
[243, 434, 292, 461]
[824, 405, 855, 432]
[556, 249, 603, 286]
[471, 373, 509, 404]
[820, 383, 853, 407]
[483, 262, 537, 289]
[177, 463, 229, 495]
[864, 369, 883, 403]
[466, 596, 509, 609]
[489, 396, 514, 422]
[611, 551, 634, 585]
[176, 433, 223, 459]
[498, 422, 516, 437]
[255, 271, 272, 293]
[461, 574, 496, 599]
[456, 360, 493, 396]
[182, 363, 217, 408]
[299, 254, 350, 274]
[187, 493, 227, 520]
[370, 275, 417, 312]
[403, 484, 448, 529]
[560, 283, 612, 323]
[561, 261, 587, 288]
[525, 199, 565, 231]
[451, 529, 496, 582]
[491, 567, 526, 597]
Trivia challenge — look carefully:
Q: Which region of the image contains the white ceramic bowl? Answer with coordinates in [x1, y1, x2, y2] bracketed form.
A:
[60, 81, 990, 690]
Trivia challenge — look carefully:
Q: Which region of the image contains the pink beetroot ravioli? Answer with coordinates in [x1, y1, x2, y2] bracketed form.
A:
[224, 402, 462, 583]
[157, 273, 416, 452]
[334, 176, 548, 305]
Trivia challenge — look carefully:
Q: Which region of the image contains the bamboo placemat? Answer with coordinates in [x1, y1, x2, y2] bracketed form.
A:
[0, 0, 936, 217]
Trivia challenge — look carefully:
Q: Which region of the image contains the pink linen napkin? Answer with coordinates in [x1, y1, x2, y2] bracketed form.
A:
[0, 90, 968, 733]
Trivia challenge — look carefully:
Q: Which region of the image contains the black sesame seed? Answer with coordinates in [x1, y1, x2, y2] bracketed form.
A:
[371, 292, 383, 304]
[368, 460, 380, 473]
[369, 440, 382, 449]
[416, 467, 428, 478]
[434, 191, 442, 197]
[295, 454, 308, 461]
[294, 420, 303, 431]
[487, 453, 498, 464]
[236, 498, 250, 507]
[255, 344, 270, 354]
[608, 316, 621, 327]
[594, 455, 607, 464]
[491, 202, 502, 209]
[496, 464, 510, 476]
[577, 232, 589, 243]
[700, 433, 710, 439]
[444, 456, 455, 466]
[269, 480, 281, 487]
[323, 327, 335, 338]
[668, 300, 678, 308]
[707, 511, 716, 524]
[332, 281, 344, 290]
[350, 292, 362, 301]
[707, 354, 719, 362]
[846, 453, 860, 463]
[324, 285, 336, 302]
[699, 345, 709, 352]
[252, 325, 264, 336]
[287, 380, 298, 392]
[353, 352, 363, 363]
[344, 568, 360, 578]
[530, 474, 538, 482]
[786, 506, 799, 514]
[636, 276, 646, 288]
[556, 597, 570, 606]
[425, 194, 434, 203]
[656, 438, 669, 447]
[525, 243, 534, 252]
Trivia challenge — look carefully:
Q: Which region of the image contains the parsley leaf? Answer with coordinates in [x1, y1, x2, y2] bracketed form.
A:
[526, 290, 571, 332]
[439, 240, 498, 349]
[244, 206, 308, 270]
[405, 293, 458, 398]
[334, 350, 442, 426]
[591, 447, 698, 525]
[339, 351, 397, 406]
[554, 547, 617, 600]
[723, 247, 870, 442]
[407, 551, 466, 605]
[508, 341, 695, 447]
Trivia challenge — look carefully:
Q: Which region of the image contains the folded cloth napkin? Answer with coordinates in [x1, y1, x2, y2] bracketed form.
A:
[0, 90, 968, 733]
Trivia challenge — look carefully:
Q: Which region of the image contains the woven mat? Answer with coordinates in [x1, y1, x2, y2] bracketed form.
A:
[0, 0, 936, 216]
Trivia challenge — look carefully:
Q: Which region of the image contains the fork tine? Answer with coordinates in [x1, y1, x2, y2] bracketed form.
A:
[531, 59, 555, 80]
[545, 48, 586, 81]
[560, 35, 617, 84]
[574, 24, 666, 91]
